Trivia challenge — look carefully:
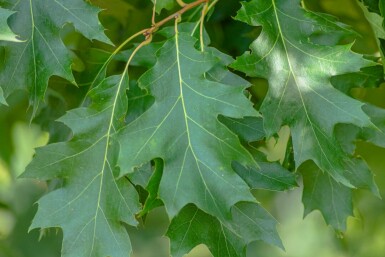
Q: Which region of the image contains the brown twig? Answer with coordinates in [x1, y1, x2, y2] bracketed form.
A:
[144, 0, 208, 37]
[83, 0, 210, 105]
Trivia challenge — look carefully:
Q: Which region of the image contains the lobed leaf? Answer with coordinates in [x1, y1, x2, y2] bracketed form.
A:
[0, 7, 20, 42]
[358, 0, 385, 64]
[22, 75, 140, 257]
[152, 0, 176, 14]
[232, 0, 376, 189]
[0, 0, 111, 114]
[167, 203, 282, 257]
[301, 162, 352, 231]
[117, 28, 260, 220]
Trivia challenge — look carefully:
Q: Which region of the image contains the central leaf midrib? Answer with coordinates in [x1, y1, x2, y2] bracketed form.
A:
[174, 25, 222, 216]
[29, 0, 38, 106]
[88, 76, 129, 256]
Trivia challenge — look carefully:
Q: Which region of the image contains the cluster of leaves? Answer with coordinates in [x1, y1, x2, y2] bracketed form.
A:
[0, 0, 384, 256]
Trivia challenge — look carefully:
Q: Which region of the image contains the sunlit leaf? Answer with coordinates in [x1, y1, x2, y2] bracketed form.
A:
[232, 0, 375, 189]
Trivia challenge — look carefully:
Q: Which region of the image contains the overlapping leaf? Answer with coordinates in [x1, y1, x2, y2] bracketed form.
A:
[220, 116, 298, 192]
[167, 203, 282, 257]
[0, 7, 20, 105]
[336, 104, 385, 151]
[358, 0, 385, 60]
[301, 162, 352, 231]
[22, 75, 140, 257]
[0, 7, 20, 42]
[0, 0, 110, 112]
[331, 65, 384, 94]
[232, 0, 376, 188]
[117, 28, 259, 220]
[152, 0, 176, 14]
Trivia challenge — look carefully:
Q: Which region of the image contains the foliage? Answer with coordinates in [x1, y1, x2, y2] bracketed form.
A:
[0, 0, 384, 257]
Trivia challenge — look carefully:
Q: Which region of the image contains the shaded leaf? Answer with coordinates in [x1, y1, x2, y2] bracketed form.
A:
[221, 114, 298, 192]
[331, 65, 384, 94]
[0, 8, 20, 42]
[219, 116, 265, 143]
[22, 75, 140, 257]
[152, 0, 176, 14]
[127, 159, 164, 216]
[167, 203, 282, 257]
[336, 104, 385, 151]
[358, 0, 385, 72]
[233, 161, 297, 192]
[0, 0, 111, 114]
[0, 87, 5, 105]
[301, 162, 352, 231]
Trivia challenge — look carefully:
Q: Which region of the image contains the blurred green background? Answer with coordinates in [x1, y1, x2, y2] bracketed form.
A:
[1, 0, 384, 256]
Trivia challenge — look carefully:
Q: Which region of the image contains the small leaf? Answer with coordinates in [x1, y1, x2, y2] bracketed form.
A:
[167, 203, 282, 257]
[301, 162, 352, 231]
[331, 65, 384, 94]
[219, 116, 265, 143]
[233, 161, 297, 192]
[0, 87, 6, 105]
[358, 0, 385, 70]
[221, 116, 298, 192]
[336, 104, 385, 150]
[152, 0, 176, 14]
[0, 8, 20, 42]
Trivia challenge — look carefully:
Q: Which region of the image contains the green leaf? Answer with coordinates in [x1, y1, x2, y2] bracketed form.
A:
[331, 65, 384, 94]
[152, 0, 176, 14]
[126, 80, 155, 124]
[358, 0, 385, 63]
[91, 0, 135, 26]
[0, 8, 20, 42]
[0, 7, 21, 105]
[220, 116, 298, 192]
[361, 0, 382, 14]
[0, 0, 111, 115]
[381, 0, 385, 16]
[231, 0, 375, 187]
[359, 1, 385, 39]
[167, 203, 282, 257]
[219, 116, 265, 142]
[129, 159, 164, 216]
[301, 162, 352, 231]
[336, 104, 385, 150]
[117, 29, 259, 220]
[22, 75, 140, 257]
[233, 161, 297, 192]
[0, 87, 6, 105]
